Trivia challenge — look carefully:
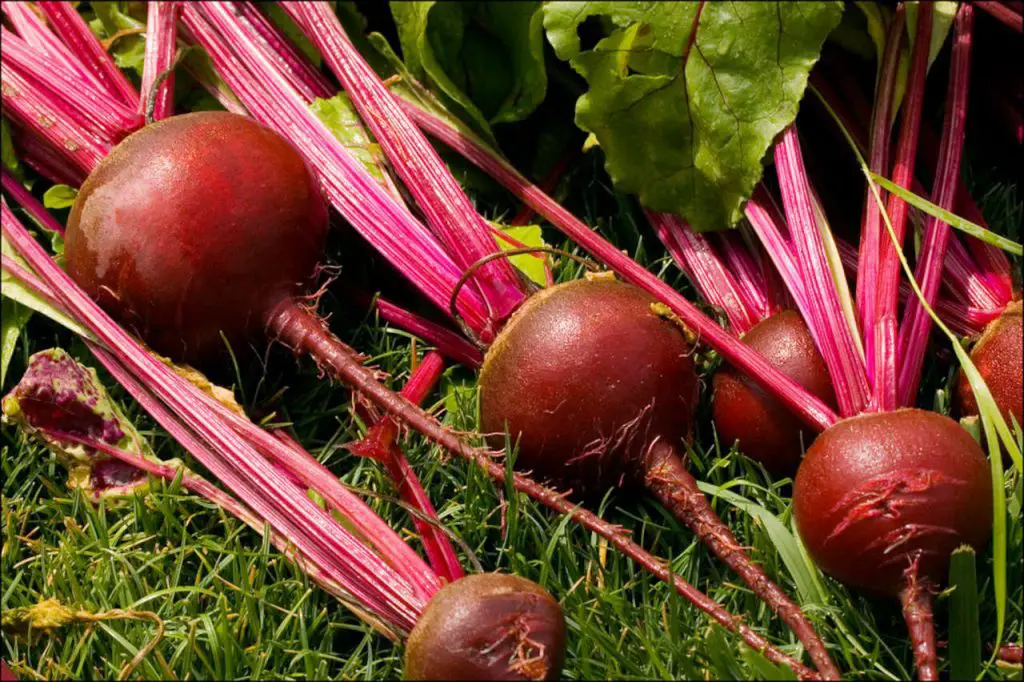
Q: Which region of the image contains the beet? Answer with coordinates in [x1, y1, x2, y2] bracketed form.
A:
[712, 310, 836, 476]
[480, 277, 698, 496]
[957, 300, 1022, 427]
[479, 277, 839, 679]
[404, 573, 566, 681]
[794, 408, 992, 679]
[66, 111, 328, 362]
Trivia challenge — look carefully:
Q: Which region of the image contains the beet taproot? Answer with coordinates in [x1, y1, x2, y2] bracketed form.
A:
[479, 276, 839, 679]
[65, 111, 328, 362]
[957, 300, 1022, 427]
[712, 310, 836, 476]
[404, 574, 566, 681]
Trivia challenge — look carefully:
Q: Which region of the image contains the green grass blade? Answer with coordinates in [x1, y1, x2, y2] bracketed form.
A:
[869, 172, 1023, 255]
[948, 545, 982, 680]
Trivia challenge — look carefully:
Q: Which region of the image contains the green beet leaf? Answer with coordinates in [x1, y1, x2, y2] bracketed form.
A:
[390, 1, 547, 139]
[543, 1, 843, 232]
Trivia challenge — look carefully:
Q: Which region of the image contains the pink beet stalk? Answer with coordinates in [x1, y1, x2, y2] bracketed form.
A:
[280, 1, 528, 333]
[897, 4, 975, 407]
[374, 298, 484, 368]
[2, 29, 142, 144]
[1, 203, 433, 632]
[36, 1, 139, 109]
[350, 351, 465, 583]
[398, 97, 839, 431]
[647, 210, 761, 334]
[975, 0, 1024, 31]
[717, 230, 776, 321]
[1, 167, 64, 235]
[774, 127, 869, 417]
[181, 4, 492, 336]
[140, 2, 181, 122]
[2, 1, 104, 92]
[856, 7, 904, 379]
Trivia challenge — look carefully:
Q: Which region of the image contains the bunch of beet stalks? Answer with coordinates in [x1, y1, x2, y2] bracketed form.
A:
[1, 1, 1020, 680]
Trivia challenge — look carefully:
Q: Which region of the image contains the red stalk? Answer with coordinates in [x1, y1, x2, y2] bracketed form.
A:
[717, 230, 776, 321]
[4, 124, 85, 186]
[2, 28, 142, 143]
[281, 1, 528, 331]
[36, 1, 139, 109]
[140, 2, 180, 122]
[374, 298, 483, 369]
[349, 351, 465, 583]
[899, 559, 939, 681]
[647, 209, 761, 334]
[774, 127, 870, 417]
[181, 4, 493, 336]
[897, 4, 975, 407]
[974, 0, 1024, 31]
[510, 152, 571, 226]
[1, 167, 65, 235]
[397, 98, 839, 432]
[856, 6, 904, 374]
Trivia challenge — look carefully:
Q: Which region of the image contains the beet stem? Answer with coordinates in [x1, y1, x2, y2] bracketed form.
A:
[139, 2, 180, 122]
[262, 299, 821, 679]
[643, 441, 839, 680]
[900, 560, 940, 681]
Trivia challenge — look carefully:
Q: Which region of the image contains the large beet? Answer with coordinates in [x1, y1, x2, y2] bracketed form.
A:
[712, 310, 836, 475]
[479, 276, 838, 678]
[479, 276, 698, 496]
[65, 112, 328, 362]
[957, 300, 1022, 427]
[794, 408, 992, 595]
[405, 574, 566, 681]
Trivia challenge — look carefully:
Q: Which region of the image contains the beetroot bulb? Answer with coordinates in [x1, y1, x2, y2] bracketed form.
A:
[63, 111, 566, 680]
[956, 299, 1022, 427]
[712, 310, 837, 476]
[794, 409, 992, 680]
[478, 276, 839, 679]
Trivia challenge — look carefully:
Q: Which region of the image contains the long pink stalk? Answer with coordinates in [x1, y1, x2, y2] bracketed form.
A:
[2, 29, 141, 143]
[399, 99, 839, 431]
[897, 4, 975, 407]
[856, 6, 904, 372]
[1, 167, 64, 235]
[975, 0, 1024, 31]
[280, 1, 528, 332]
[0, 61, 108, 183]
[1, 203, 430, 632]
[774, 127, 870, 417]
[140, 2, 180, 121]
[350, 351, 465, 583]
[181, 4, 492, 336]
[647, 210, 760, 334]
[4, 123, 85, 186]
[36, 1, 139, 109]
[944, 237, 1006, 311]
[2, 1, 105, 93]
[717, 230, 776, 321]
[375, 298, 483, 369]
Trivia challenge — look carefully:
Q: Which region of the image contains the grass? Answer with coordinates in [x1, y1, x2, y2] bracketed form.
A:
[3, 19, 1023, 682]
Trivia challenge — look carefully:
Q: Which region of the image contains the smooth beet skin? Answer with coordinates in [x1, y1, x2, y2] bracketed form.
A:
[479, 277, 699, 497]
[65, 112, 328, 362]
[712, 310, 836, 476]
[404, 573, 566, 681]
[794, 409, 992, 596]
[957, 300, 1022, 427]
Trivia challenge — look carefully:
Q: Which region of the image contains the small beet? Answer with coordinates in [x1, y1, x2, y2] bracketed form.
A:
[479, 276, 699, 497]
[65, 112, 328, 362]
[957, 300, 1022, 427]
[712, 310, 836, 476]
[794, 408, 992, 596]
[404, 573, 566, 681]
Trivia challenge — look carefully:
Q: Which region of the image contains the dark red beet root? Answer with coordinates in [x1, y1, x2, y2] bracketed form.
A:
[712, 310, 836, 476]
[479, 276, 699, 497]
[65, 112, 328, 362]
[479, 277, 840, 679]
[404, 573, 566, 681]
[957, 300, 1022, 427]
[794, 408, 992, 596]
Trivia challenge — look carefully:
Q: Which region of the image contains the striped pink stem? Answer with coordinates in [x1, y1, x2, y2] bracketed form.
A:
[140, 2, 181, 121]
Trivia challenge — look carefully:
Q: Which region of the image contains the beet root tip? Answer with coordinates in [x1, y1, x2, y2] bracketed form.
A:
[404, 574, 566, 681]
